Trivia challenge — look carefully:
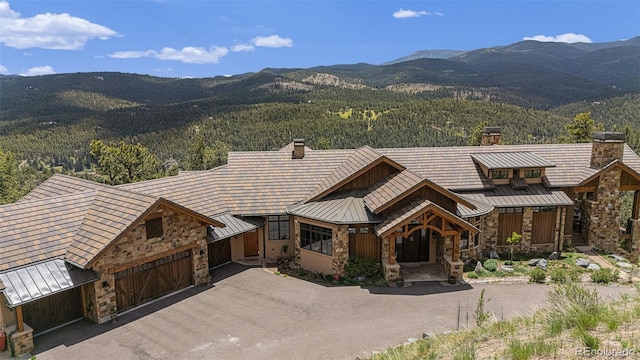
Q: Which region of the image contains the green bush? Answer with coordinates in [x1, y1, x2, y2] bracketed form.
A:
[530, 267, 546, 283]
[549, 267, 579, 284]
[467, 271, 479, 279]
[343, 255, 382, 279]
[483, 259, 498, 272]
[590, 268, 618, 284]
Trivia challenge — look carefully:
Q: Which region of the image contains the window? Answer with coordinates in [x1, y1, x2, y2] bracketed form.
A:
[300, 223, 332, 255]
[268, 215, 290, 240]
[359, 227, 369, 234]
[499, 207, 523, 213]
[460, 231, 470, 250]
[348, 227, 357, 234]
[533, 206, 556, 213]
[145, 217, 163, 239]
[490, 170, 509, 179]
[524, 169, 541, 178]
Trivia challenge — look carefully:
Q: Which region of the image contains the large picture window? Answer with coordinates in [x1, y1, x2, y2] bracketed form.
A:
[268, 215, 290, 240]
[301, 223, 332, 256]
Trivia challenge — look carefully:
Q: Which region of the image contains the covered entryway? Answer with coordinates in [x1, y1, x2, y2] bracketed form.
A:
[395, 228, 430, 262]
[114, 250, 193, 312]
[209, 238, 232, 268]
[244, 231, 259, 257]
[22, 287, 83, 334]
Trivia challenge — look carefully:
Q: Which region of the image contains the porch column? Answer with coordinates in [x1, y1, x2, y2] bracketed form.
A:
[389, 237, 396, 265]
[452, 233, 460, 262]
[16, 305, 24, 332]
[633, 190, 640, 220]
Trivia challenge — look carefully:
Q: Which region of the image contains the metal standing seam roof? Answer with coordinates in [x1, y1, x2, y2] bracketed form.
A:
[208, 213, 263, 241]
[375, 198, 477, 237]
[287, 190, 383, 224]
[470, 152, 556, 170]
[0, 259, 99, 307]
[456, 196, 495, 218]
[458, 184, 574, 207]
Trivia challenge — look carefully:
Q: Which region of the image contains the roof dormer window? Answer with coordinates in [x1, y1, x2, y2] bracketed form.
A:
[523, 169, 542, 178]
[490, 170, 509, 179]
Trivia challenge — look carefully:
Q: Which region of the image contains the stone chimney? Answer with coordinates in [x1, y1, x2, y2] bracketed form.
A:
[480, 127, 501, 146]
[590, 132, 625, 169]
[292, 139, 305, 159]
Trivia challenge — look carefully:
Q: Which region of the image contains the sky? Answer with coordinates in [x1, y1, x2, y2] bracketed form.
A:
[0, 0, 638, 78]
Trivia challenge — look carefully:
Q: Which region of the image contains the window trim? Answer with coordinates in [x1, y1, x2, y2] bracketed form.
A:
[268, 215, 290, 240]
[300, 223, 332, 256]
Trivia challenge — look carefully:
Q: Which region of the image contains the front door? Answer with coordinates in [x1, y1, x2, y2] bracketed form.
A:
[396, 229, 430, 262]
[244, 231, 259, 257]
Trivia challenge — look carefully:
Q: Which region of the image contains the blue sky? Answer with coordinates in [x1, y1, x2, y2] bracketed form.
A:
[0, 0, 638, 78]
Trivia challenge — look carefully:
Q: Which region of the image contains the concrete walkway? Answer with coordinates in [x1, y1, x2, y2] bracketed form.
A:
[2, 263, 636, 360]
[574, 245, 616, 270]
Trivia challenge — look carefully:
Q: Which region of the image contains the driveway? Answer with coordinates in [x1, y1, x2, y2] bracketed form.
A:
[21, 264, 636, 360]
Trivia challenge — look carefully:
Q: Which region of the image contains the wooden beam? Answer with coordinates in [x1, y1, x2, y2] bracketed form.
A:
[389, 238, 396, 265]
[633, 190, 640, 221]
[109, 243, 197, 274]
[452, 233, 460, 262]
[16, 305, 24, 332]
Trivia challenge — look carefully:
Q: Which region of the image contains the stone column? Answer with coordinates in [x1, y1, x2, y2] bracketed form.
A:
[630, 220, 640, 264]
[587, 168, 622, 253]
[521, 207, 533, 248]
[293, 217, 301, 266]
[482, 210, 499, 257]
[332, 225, 349, 275]
[7, 324, 34, 357]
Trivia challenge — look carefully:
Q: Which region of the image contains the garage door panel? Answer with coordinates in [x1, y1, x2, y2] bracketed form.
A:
[22, 287, 83, 334]
[114, 250, 193, 312]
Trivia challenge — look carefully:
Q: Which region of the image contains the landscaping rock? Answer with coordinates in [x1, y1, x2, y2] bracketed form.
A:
[617, 262, 633, 272]
[587, 263, 601, 271]
[608, 254, 626, 262]
[501, 265, 514, 273]
[528, 258, 541, 266]
[537, 259, 548, 270]
[548, 252, 560, 260]
[490, 251, 500, 259]
[475, 261, 485, 273]
[576, 258, 591, 268]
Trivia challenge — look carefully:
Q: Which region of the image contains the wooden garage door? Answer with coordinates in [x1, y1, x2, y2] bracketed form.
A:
[114, 250, 193, 312]
[22, 287, 83, 334]
[498, 210, 523, 246]
[208, 239, 231, 268]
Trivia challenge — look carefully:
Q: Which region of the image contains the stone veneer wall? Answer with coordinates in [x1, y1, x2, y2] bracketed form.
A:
[520, 207, 533, 248]
[88, 204, 208, 324]
[293, 217, 301, 266]
[332, 225, 349, 275]
[590, 138, 624, 168]
[482, 210, 499, 257]
[585, 168, 622, 253]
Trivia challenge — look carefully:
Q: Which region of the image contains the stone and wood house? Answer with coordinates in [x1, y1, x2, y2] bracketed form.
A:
[1, 129, 639, 355]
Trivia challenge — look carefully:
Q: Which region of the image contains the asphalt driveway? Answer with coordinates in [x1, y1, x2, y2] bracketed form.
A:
[23, 264, 636, 360]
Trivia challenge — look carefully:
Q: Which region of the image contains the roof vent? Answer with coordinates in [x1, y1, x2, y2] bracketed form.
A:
[292, 139, 305, 159]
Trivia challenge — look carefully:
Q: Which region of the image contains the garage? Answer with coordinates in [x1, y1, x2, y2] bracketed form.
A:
[114, 250, 193, 312]
[209, 239, 232, 268]
[22, 287, 83, 334]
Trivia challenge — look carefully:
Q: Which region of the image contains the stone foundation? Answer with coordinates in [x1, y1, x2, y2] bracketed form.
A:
[382, 259, 400, 282]
[443, 255, 464, 279]
[7, 324, 33, 357]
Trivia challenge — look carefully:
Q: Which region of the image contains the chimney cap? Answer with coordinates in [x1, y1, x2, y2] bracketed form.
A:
[482, 126, 501, 135]
[592, 132, 626, 142]
[293, 138, 305, 144]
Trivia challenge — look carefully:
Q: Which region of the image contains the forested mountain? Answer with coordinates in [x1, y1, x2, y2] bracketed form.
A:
[0, 37, 639, 197]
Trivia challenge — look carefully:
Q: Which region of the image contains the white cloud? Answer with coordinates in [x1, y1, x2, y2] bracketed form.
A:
[434, 12, 444, 16]
[0, 0, 119, 50]
[0, 64, 9, 74]
[231, 43, 255, 52]
[251, 35, 293, 48]
[393, 8, 432, 19]
[109, 46, 229, 64]
[523, 33, 592, 43]
[20, 65, 55, 76]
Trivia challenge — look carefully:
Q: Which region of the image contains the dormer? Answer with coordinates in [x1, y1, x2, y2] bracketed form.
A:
[470, 152, 555, 189]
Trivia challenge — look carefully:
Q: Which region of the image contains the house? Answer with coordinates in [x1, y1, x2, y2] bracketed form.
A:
[1, 129, 639, 355]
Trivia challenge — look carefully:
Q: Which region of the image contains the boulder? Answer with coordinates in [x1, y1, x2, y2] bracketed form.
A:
[490, 251, 500, 259]
[576, 258, 591, 268]
[616, 262, 633, 272]
[548, 252, 560, 260]
[587, 263, 601, 271]
[501, 265, 514, 273]
[537, 259, 548, 270]
[528, 258, 541, 266]
[475, 261, 485, 273]
[608, 254, 626, 262]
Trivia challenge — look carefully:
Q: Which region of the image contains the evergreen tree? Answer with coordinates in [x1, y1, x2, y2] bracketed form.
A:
[0, 148, 21, 204]
[90, 140, 160, 184]
[564, 112, 604, 143]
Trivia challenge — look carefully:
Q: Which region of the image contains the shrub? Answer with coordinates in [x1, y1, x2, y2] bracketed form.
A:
[546, 283, 603, 331]
[483, 259, 498, 272]
[467, 271, 479, 279]
[591, 268, 618, 284]
[343, 255, 382, 279]
[530, 267, 546, 283]
[549, 267, 579, 284]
